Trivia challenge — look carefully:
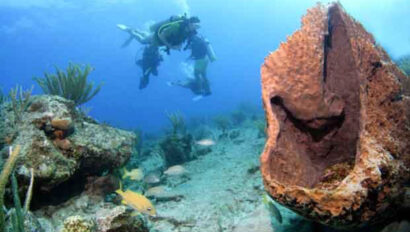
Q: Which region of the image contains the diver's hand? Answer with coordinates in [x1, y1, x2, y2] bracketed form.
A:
[161, 47, 171, 55]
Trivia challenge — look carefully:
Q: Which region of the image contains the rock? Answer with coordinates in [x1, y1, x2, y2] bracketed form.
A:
[34, 194, 149, 232]
[85, 175, 119, 197]
[260, 2, 410, 229]
[95, 206, 148, 232]
[0, 95, 135, 193]
[380, 220, 410, 232]
[229, 130, 240, 140]
[53, 138, 72, 150]
[37, 218, 56, 232]
[61, 215, 95, 232]
[5, 211, 45, 232]
[160, 134, 193, 167]
[51, 118, 73, 131]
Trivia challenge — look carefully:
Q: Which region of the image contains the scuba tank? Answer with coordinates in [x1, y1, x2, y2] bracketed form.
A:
[205, 39, 217, 62]
[149, 15, 185, 33]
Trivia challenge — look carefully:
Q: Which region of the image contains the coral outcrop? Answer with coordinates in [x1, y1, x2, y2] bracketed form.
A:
[35, 194, 149, 232]
[0, 95, 134, 193]
[260, 2, 410, 228]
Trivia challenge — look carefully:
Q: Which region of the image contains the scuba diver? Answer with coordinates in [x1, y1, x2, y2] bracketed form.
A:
[168, 34, 216, 101]
[118, 14, 200, 53]
[137, 44, 163, 89]
[117, 14, 201, 89]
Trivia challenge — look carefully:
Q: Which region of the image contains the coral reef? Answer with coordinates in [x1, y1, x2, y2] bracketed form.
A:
[95, 205, 148, 232]
[160, 134, 192, 167]
[230, 110, 246, 125]
[397, 55, 410, 76]
[254, 118, 266, 138]
[260, 2, 410, 229]
[34, 194, 149, 232]
[165, 111, 186, 135]
[213, 115, 231, 136]
[61, 216, 95, 232]
[0, 146, 21, 231]
[0, 95, 134, 197]
[160, 112, 193, 167]
[33, 63, 102, 106]
[9, 85, 33, 124]
[0, 89, 7, 105]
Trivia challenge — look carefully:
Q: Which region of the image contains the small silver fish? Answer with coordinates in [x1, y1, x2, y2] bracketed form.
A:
[143, 173, 161, 184]
[195, 139, 215, 146]
[164, 165, 186, 176]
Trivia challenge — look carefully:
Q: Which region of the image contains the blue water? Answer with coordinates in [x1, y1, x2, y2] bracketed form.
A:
[1, 0, 409, 132]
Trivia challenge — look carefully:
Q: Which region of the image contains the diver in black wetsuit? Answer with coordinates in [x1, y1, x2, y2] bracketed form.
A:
[118, 15, 201, 89]
[136, 45, 163, 89]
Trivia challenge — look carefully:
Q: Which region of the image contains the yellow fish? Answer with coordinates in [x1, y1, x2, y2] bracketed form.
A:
[116, 185, 156, 216]
[122, 168, 144, 181]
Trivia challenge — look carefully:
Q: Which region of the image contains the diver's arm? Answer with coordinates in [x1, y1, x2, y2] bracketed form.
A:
[205, 40, 217, 62]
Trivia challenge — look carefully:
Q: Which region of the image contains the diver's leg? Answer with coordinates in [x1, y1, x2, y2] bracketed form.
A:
[139, 71, 151, 89]
[167, 79, 193, 89]
[129, 29, 153, 45]
[202, 76, 211, 96]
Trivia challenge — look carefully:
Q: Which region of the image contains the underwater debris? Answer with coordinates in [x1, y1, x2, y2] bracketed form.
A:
[33, 63, 102, 106]
[115, 185, 156, 216]
[260, 2, 410, 229]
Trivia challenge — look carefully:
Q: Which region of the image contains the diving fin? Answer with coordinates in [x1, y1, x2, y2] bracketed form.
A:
[121, 35, 134, 48]
[139, 75, 149, 89]
[143, 67, 152, 77]
[117, 24, 130, 32]
[192, 95, 203, 102]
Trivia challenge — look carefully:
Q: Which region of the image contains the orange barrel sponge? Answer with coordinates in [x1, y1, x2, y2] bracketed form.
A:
[260, 2, 410, 229]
